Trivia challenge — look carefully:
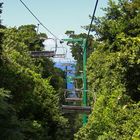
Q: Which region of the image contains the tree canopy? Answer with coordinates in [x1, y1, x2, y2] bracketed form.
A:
[75, 0, 140, 139]
[0, 0, 140, 139]
[0, 25, 69, 139]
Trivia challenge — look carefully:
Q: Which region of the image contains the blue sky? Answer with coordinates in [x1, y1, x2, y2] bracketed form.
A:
[2, 0, 109, 38]
[1, 0, 114, 60]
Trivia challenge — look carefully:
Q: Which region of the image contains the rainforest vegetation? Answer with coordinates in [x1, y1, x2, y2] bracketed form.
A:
[0, 0, 140, 140]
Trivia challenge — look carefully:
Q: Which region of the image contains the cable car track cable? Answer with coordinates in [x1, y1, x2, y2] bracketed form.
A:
[86, 0, 99, 42]
[19, 0, 61, 41]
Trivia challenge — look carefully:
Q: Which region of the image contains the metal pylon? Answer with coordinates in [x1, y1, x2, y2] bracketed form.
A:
[62, 38, 90, 125]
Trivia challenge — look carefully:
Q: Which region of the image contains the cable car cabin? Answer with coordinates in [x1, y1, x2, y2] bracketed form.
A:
[64, 89, 82, 101]
[64, 69, 73, 73]
[70, 63, 76, 68]
[68, 71, 77, 74]
[62, 105, 91, 114]
[51, 47, 67, 58]
[75, 88, 83, 92]
[30, 51, 55, 58]
[65, 98, 82, 102]
[67, 75, 83, 81]
[54, 54, 66, 58]
[62, 63, 73, 66]
[64, 89, 83, 94]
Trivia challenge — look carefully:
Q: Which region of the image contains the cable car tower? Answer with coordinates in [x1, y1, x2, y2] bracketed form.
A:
[30, 37, 67, 59]
[61, 38, 91, 125]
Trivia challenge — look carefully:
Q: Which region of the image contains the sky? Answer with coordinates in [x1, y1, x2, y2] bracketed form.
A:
[1, 0, 109, 37]
[1, 0, 110, 61]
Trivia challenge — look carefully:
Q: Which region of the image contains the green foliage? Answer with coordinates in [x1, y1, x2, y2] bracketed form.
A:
[18, 25, 45, 51]
[75, 0, 140, 139]
[84, 0, 140, 42]
[0, 26, 68, 139]
[65, 31, 95, 73]
[75, 34, 140, 140]
[0, 88, 24, 140]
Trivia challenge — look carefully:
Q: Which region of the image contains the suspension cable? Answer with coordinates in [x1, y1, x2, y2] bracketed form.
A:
[19, 0, 61, 41]
[86, 0, 99, 42]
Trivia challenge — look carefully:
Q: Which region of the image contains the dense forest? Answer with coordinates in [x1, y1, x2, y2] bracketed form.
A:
[0, 0, 140, 140]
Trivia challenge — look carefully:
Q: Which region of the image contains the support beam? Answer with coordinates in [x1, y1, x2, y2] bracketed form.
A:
[62, 105, 91, 114]
[82, 39, 88, 124]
